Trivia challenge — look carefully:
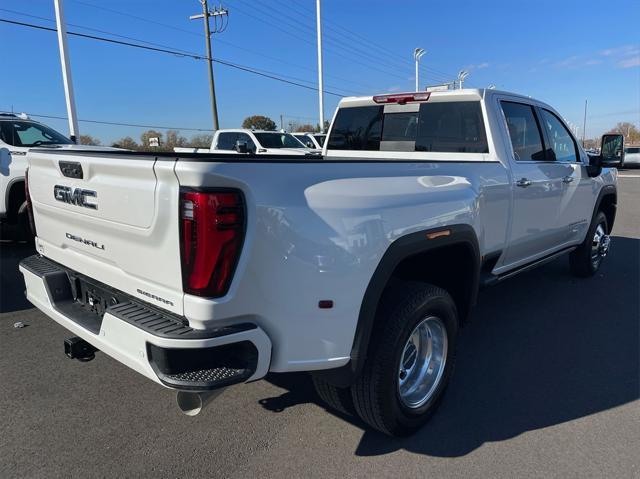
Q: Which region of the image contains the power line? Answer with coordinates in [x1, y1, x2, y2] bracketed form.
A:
[267, 0, 458, 82]
[70, 0, 203, 38]
[0, 18, 347, 97]
[0, 7, 202, 56]
[226, 0, 419, 81]
[76, 0, 409, 90]
[1, 6, 377, 93]
[223, 0, 416, 82]
[25, 112, 212, 131]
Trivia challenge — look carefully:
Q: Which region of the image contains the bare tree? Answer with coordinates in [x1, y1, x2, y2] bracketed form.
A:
[164, 130, 188, 151]
[112, 136, 139, 150]
[79, 134, 101, 146]
[140, 130, 163, 148]
[608, 122, 640, 144]
[188, 133, 213, 148]
[294, 123, 316, 132]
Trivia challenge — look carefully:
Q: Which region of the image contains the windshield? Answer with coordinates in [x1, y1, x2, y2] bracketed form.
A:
[625, 147, 639, 154]
[0, 121, 72, 147]
[254, 132, 306, 149]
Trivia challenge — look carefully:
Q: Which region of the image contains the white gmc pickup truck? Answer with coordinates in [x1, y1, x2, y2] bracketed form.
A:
[20, 89, 623, 436]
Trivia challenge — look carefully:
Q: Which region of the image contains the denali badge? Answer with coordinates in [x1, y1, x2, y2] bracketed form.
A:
[54, 185, 98, 210]
[66, 232, 105, 250]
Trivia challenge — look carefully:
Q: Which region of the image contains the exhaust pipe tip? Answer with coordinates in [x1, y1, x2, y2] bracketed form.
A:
[176, 390, 225, 416]
[176, 391, 204, 416]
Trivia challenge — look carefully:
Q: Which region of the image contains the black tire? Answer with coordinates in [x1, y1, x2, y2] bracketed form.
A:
[311, 374, 356, 416]
[570, 211, 609, 277]
[17, 201, 34, 242]
[351, 282, 458, 436]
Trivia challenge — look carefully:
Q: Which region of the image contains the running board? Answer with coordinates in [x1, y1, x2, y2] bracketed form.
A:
[481, 246, 576, 288]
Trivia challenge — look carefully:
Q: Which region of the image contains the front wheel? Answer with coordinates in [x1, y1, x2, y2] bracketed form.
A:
[570, 211, 610, 277]
[351, 283, 458, 436]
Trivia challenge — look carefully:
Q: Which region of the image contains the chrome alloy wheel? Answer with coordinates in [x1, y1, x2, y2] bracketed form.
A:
[591, 223, 610, 267]
[397, 316, 448, 409]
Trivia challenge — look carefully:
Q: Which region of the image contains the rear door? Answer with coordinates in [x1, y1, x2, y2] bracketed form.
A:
[28, 150, 184, 315]
[538, 108, 593, 246]
[499, 100, 567, 268]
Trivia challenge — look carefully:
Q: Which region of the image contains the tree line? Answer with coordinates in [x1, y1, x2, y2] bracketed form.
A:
[80, 118, 639, 150]
[80, 115, 329, 150]
[79, 130, 213, 152]
[583, 122, 639, 149]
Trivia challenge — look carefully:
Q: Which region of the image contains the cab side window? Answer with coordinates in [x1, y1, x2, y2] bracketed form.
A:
[236, 133, 256, 152]
[501, 101, 546, 161]
[216, 132, 238, 150]
[540, 109, 578, 163]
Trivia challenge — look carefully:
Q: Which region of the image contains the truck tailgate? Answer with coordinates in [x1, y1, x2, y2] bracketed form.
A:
[28, 151, 184, 315]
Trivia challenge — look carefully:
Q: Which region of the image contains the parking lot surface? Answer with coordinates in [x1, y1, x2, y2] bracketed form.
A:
[1, 172, 638, 478]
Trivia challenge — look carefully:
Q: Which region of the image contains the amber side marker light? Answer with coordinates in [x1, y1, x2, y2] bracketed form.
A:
[426, 229, 451, 240]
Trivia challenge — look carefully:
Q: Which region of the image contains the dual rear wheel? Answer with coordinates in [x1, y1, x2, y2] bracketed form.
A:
[313, 283, 458, 437]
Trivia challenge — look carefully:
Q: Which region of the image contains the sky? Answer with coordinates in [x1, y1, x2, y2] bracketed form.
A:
[0, 0, 638, 144]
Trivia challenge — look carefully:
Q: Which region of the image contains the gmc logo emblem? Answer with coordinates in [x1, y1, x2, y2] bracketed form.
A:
[54, 185, 98, 210]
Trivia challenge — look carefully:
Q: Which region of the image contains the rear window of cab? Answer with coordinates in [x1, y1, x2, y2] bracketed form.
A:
[327, 101, 488, 153]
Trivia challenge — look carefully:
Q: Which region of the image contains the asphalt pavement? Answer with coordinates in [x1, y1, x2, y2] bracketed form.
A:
[1, 172, 638, 478]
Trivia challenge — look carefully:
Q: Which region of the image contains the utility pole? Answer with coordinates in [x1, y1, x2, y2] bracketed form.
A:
[413, 48, 426, 91]
[53, 0, 79, 143]
[280, 114, 284, 131]
[316, 0, 325, 133]
[190, 1, 228, 131]
[582, 99, 588, 147]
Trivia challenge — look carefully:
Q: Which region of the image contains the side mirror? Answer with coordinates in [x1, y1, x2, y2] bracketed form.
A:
[600, 134, 625, 167]
[234, 140, 249, 154]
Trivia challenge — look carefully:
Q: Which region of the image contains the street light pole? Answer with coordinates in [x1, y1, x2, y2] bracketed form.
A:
[316, 0, 325, 132]
[190, 0, 227, 131]
[413, 48, 426, 91]
[582, 99, 588, 147]
[53, 0, 79, 143]
[457, 70, 469, 89]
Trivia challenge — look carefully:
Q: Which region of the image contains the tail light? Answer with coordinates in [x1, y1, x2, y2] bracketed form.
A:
[372, 92, 431, 104]
[24, 168, 37, 236]
[180, 189, 245, 297]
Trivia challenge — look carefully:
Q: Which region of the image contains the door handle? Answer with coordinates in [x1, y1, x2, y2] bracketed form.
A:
[516, 178, 532, 187]
[562, 176, 574, 184]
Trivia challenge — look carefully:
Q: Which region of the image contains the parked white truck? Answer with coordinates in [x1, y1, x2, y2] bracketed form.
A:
[20, 89, 622, 436]
[175, 129, 319, 156]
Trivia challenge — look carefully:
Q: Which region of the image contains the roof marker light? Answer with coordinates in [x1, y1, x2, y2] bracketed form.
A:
[372, 92, 431, 105]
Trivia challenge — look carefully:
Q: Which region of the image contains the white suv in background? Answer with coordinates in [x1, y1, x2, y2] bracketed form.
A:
[292, 132, 326, 150]
[212, 129, 319, 155]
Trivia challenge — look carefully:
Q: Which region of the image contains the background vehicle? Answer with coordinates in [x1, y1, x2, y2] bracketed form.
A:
[0, 113, 122, 239]
[292, 132, 326, 150]
[0, 113, 73, 237]
[20, 89, 621, 436]
[623, 146, 640, 167]
[175, 129, 320, 156]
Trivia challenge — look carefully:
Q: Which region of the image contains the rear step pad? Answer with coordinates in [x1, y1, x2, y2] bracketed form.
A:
[20, 254, 256, 340]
